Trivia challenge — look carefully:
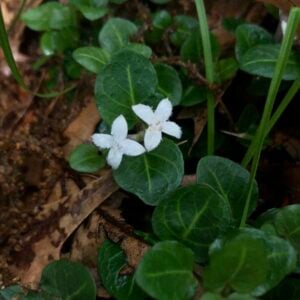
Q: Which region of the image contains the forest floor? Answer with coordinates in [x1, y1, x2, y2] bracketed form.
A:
[0, 0, 299, 296]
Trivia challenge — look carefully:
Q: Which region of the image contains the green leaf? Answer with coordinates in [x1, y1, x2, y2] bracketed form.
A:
[99, 18, 138, 52]
[181, 85, 207, 107]
[113, 139, 184, 205]
[274, 204, 300, 252]
[68, 144, 105, 173]
[155, 63, 182, 105]
[200, 292, 223, 300]
[235, 24, 274, 61]
[95, 50, 157, 127]
[204, 229, 269, 293]
[98, 240, 146, 300]
[40, 29, 79, 56]
[136, 241, 198, 300]
[180, 28, 202, 63]
[149, 0, 172, 4]
[152, 10, 172, 29]
[124, 43, 152, 58]
[239, 44, 300, 80]
[201, 292, 257, 300]
[253, 232, 297, 296]
[204, 228, 296, 295]
[110, 0, 128, 3]
[152, 184, 233, 262]
[70, 0, 108, 21]
[146, 10, 172, 43]
[180, 29, 219, 63]
[170, 15, 198, 47]
[40, 259, 96, 300]
[196, 156, 258, 224]
[215, 57, 239, 83]
[21, 3, 77, 31]
[73, 47, 110, 73]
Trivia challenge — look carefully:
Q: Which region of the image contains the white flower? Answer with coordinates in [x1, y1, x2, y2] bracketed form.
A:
[132, 98, 182, 151]
[92, 115, 145, 169]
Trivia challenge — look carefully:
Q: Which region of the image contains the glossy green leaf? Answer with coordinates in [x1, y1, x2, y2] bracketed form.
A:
[40, 259, 96, 300]
[235, 24, 274, 61]
[149, 0, 172, 4]
[73, 47, 110, 73]
[40, 29, 79, 56]
[152, 184, 233, 262]
[200, 293, 256, 300]
[204, 229, 268, 293]
[204, 228, 296, 295]
[197, 156, 258, 224]
[68, 144, 105, 173]
[70, 0, 108, 21]
[146, 10, 172, 43]
[155, 63, 182, 105]
[274, 204, 300, 252]
[170, 15, 198, 46]
[239, 44, 300, 80]
[152, 10, 172, 29]
[253, 232, 297, 296]
[98, 240, 146, 300]
[113, 139, 184, 205]
[124, 43, 152, 58]
[21, 3, 77, 31]
[110, 0, 128, 3]
[99, 18, 138, 52]
[215, 57, 239, 83]
[136, 241, 198, 300]
[181, 29, 219, 63]
[95, 50, 157, 127]
[180, 28, 203, 63]
[181, 85, 207, 107]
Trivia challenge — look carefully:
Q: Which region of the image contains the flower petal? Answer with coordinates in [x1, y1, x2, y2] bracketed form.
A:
[122, 139, 145, 156]
[132, 104, 155, 125]
[107, 148, 123, 169]
[155, 98, 172, 122]
[162, 121, 182, 139]
[111, 115, 128, 140]
[144, 127, 162, 151]
[92, 134, 113, 149]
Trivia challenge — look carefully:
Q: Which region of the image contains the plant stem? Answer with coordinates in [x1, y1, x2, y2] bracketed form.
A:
[241, 78, 300, 167]
[195, 0, 215, 155]
[239, 8, 300, 228]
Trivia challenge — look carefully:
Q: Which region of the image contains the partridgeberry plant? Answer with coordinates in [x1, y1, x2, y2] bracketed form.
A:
[1, 0, 300, 299]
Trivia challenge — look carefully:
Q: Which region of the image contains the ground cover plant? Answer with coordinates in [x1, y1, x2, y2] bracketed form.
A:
[0, 0, 300, 299]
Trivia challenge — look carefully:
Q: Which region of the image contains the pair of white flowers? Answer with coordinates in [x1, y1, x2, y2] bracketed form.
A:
[92, 98, 182, 169]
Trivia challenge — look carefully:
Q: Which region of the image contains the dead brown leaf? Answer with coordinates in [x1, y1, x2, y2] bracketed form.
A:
[70, 212, 103, 266]
[98, 206, 149, 269]
[63, 99, 100, 157]
[8, 171, 118, 288]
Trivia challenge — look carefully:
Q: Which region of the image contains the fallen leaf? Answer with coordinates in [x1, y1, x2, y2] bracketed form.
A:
[63, 99, 100, 157]
[8, 171, 118, 288]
